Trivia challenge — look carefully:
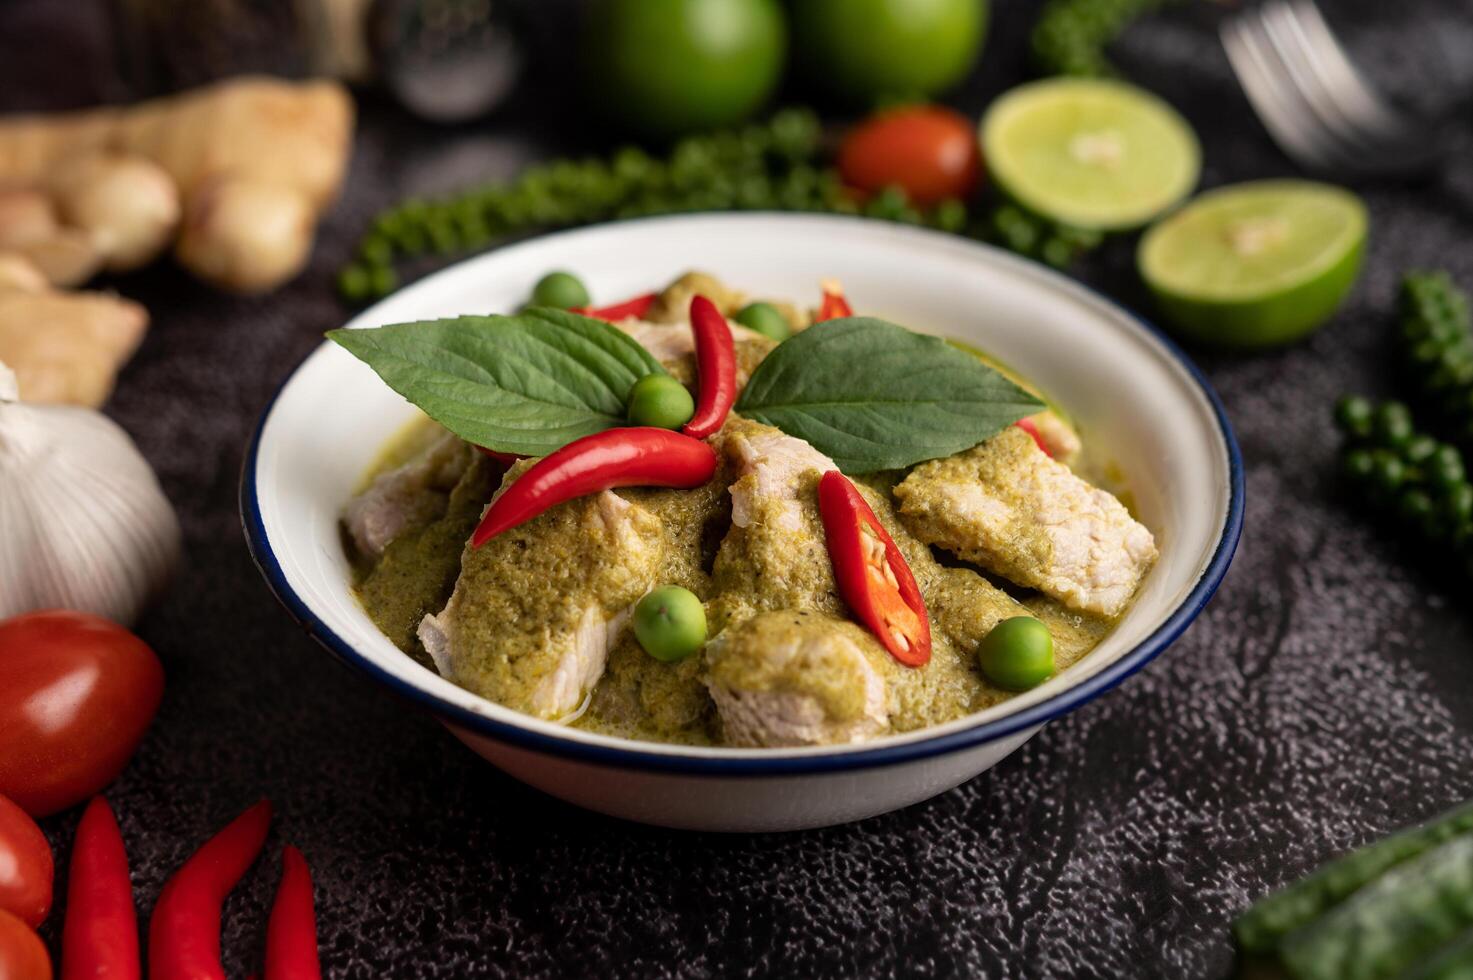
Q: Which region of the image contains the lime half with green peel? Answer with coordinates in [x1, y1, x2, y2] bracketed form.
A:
[981, 78, 1201, 231]
[1138, 180, 1367, 348]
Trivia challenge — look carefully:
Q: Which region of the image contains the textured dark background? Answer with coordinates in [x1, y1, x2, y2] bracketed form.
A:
[5, 1, 1473, 976]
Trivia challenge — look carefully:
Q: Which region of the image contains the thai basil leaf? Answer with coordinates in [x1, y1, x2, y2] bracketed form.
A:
[327, 307, 665, 456]
[735, 317, 1044, 472]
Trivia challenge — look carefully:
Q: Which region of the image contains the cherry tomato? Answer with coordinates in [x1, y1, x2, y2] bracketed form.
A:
[838, 105, 982, 206]
[0, 612, 164, 817]
[0, 909, 50, 980]
[0, 796, 51, 928]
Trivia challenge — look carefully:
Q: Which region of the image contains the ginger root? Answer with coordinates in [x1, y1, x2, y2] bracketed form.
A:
[0, 253, 147, 406]
[0, 191, 103, 287]
[175, 176, 314, 294]
[0, 76, 353, 293]
[0, 253, 48, 293]
[0, 189, 58, 247]
[51, 153, 180, 272]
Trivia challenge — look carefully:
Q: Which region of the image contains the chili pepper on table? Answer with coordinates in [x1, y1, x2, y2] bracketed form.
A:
[818, 471, 932, 666]
[816, 279, 854, 322]
[681, 294, 737, 440]
[62, 797, 140, 980]
[472, 428, 718, 545]
[263, 846, 319, 980]
[571, 292, 658, 322]
[148, 799, 272, 980]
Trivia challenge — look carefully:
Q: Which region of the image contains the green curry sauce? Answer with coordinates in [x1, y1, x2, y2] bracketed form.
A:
[346, 276, 1144, 747]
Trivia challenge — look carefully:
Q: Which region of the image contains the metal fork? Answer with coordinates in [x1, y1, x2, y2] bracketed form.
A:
[1221, 0, 1446, 177]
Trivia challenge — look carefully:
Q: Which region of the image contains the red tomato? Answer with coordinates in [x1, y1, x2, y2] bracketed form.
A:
[837, 105, 982, 206]
[0, 612, 163, 817]
[0, 796, 51, 928]
[0, 909, 50, 980]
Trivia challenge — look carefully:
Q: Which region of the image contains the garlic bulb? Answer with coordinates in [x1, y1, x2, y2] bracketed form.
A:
[0, 361, 180, 625]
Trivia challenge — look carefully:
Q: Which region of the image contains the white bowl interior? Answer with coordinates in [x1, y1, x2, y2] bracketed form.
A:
[250, 214, 1233, 760]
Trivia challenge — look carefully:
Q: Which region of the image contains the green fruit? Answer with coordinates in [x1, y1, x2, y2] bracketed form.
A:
[633, 586, 708, 662]
[1333, 395, 1374, 439]
[1403, 435, 1439, 465]
[981, 78, 1200, 231]
[1371, 453, 1408, 498]
[1373, 401, 1414, 449]
[977, 616, 1055, 691]
[584, 0, 787, 138]
[733, 301, 791, 341]
[791, 0, 987, 106]
[532, 271, 590, 309]
[1341, 449, 1375, 482]
[627, 374, 695, 429]
[1138, 180, 1367, 349]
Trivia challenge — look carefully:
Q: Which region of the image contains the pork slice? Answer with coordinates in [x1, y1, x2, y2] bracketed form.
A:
[725, 420, 836, 532]
[614, 316, 766, 362]
[894, 426, 1157, 618]
[345, 429, 470, 559]
[703, 425, 893, 745]
[420, 486, 663, 722]
[705, 611, 889, 747]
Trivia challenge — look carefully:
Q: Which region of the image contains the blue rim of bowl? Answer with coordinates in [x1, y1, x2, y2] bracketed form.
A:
[239, 216, 1244, 776]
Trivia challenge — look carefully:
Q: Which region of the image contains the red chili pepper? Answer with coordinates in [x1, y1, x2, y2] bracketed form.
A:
[472, 428, 717, 545]
[681, 294, 737, 440]
[816, 279, 854, 322]
[1015, 417, 1053, 458]
[61, 797, 140, 980]
[148, 800, 272, 980]
[818, 471, 931, 667]
[571, 292, 657, 322]
[475, 445, 524, 466]
[263, 846, 319, 980]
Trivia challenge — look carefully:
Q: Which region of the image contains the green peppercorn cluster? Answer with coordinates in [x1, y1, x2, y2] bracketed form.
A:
[1030, 0, 1186, 77]
[338, 106, 1105, 304]
[1398, 271, 1473, 445]
[1335, 396, 1473, 574]
[984, 204, 1103, 269]
[343, 109, 983, 304]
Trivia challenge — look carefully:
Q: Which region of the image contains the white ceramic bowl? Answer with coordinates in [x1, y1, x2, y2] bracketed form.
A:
[242, 214, 1243, 832]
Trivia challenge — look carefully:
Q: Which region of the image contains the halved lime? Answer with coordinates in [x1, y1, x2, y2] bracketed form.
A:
[980, 78, 1201, 231]
[1138, 180, 1367, 348]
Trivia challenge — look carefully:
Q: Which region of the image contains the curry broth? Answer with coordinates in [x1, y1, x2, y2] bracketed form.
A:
[346, 278, 1146, 748]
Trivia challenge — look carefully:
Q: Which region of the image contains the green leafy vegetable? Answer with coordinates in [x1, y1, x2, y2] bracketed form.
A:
[735, 318, 1043, 472]
[328, 307, 665, 456]
[1235, 798, 1473, 955]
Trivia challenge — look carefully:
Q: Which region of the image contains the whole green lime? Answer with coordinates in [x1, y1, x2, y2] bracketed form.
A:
[791, 0, 988, 106]
[584, 0, 787, 138]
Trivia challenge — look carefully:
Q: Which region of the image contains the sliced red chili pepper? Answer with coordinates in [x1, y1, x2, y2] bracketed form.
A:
[818, 471, 931, 667]
[62, 797, 140, 980]
[472, 427, 717, 545]
[475, 445, 524, 466]
[148, 800, 272, 980]
[1015, 417, 1053, 458]
[571, 292, 657, 322]
[816, 279, 854, 322]
[681, 294, 737, 440]
[263, 845, 319, 980]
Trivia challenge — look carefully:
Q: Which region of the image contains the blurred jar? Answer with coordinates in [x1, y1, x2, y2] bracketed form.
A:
[110, 0, 527, 121]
